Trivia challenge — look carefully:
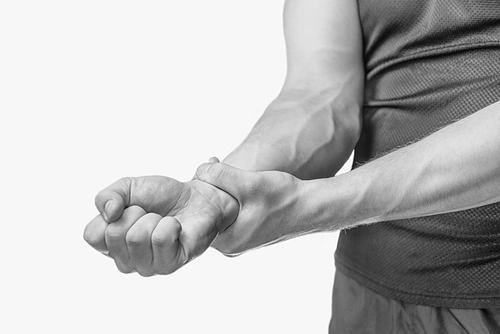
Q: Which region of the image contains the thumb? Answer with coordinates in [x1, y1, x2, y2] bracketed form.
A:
[94, 177, 132, 223]
[195, 162, 260, 201]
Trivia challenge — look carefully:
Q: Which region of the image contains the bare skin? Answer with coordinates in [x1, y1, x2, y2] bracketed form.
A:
[84, 176, 238, 276]
[84, 0, 500, 273]
[84, 0, 364, 274]
[196, 100, 500, 255]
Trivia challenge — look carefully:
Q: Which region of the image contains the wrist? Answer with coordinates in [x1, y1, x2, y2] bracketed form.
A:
[186, 179, 239, 233]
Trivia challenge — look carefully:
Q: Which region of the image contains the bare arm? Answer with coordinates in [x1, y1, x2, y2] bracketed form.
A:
[197, 100, 500, 254]
[308, 100, 500, 230]
[84, 0, 366, 272]
[223, 0, 364, 179]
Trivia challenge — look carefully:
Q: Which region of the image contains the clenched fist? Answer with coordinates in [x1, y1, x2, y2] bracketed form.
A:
[84, 176, 239, 276]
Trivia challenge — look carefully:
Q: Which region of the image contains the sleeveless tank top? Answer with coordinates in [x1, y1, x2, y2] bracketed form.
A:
[335, 0, 500, 308]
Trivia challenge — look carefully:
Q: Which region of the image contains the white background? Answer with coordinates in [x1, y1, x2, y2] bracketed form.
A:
[1, 1, 350, 333]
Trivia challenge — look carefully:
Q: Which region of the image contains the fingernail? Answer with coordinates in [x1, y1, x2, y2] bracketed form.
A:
[103, 200, 114, 221]
[208, 157, 220, 163]
[196, 163, 211, 177]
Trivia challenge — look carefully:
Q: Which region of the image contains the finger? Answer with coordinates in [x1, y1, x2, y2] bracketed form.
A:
[195, 162, 260, 201]
[126, 213, 163, 277]
[83, 214, 109, 253]
[95, 177, 133, 222]
[105, 206, 146, 273]
[152, 217, 183, 275]
[192, 157, 220, 180]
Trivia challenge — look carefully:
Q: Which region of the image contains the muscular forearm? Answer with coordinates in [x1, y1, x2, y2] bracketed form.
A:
[201, 100, 500, 254]
[302, 100, 500, 232]
[221, 0, 364, 179]
[223, 86, 362, 179]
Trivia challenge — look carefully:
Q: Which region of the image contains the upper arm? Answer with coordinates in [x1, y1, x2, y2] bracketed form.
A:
[280, 0, 365, 129]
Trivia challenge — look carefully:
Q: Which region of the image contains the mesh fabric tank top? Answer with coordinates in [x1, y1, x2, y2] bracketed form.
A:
[335, 0, 500, 308]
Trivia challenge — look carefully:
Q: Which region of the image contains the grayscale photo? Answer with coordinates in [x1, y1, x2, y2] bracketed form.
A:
[3, 1, 500, 333]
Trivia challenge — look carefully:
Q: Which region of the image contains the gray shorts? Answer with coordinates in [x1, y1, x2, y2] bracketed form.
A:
[329, 270, 500, 334]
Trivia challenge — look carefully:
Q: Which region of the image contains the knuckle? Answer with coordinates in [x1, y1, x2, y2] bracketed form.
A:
[118, 176, 132, 185]
[113, 176, 132, 192]
[125, 229, 146, 247]
[95, 176, 132, 207]
[83, 226, 102, 246]
[105, 224, 125, 241]
[151, 234, 169, 247]
[151, 228, 172, 247]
